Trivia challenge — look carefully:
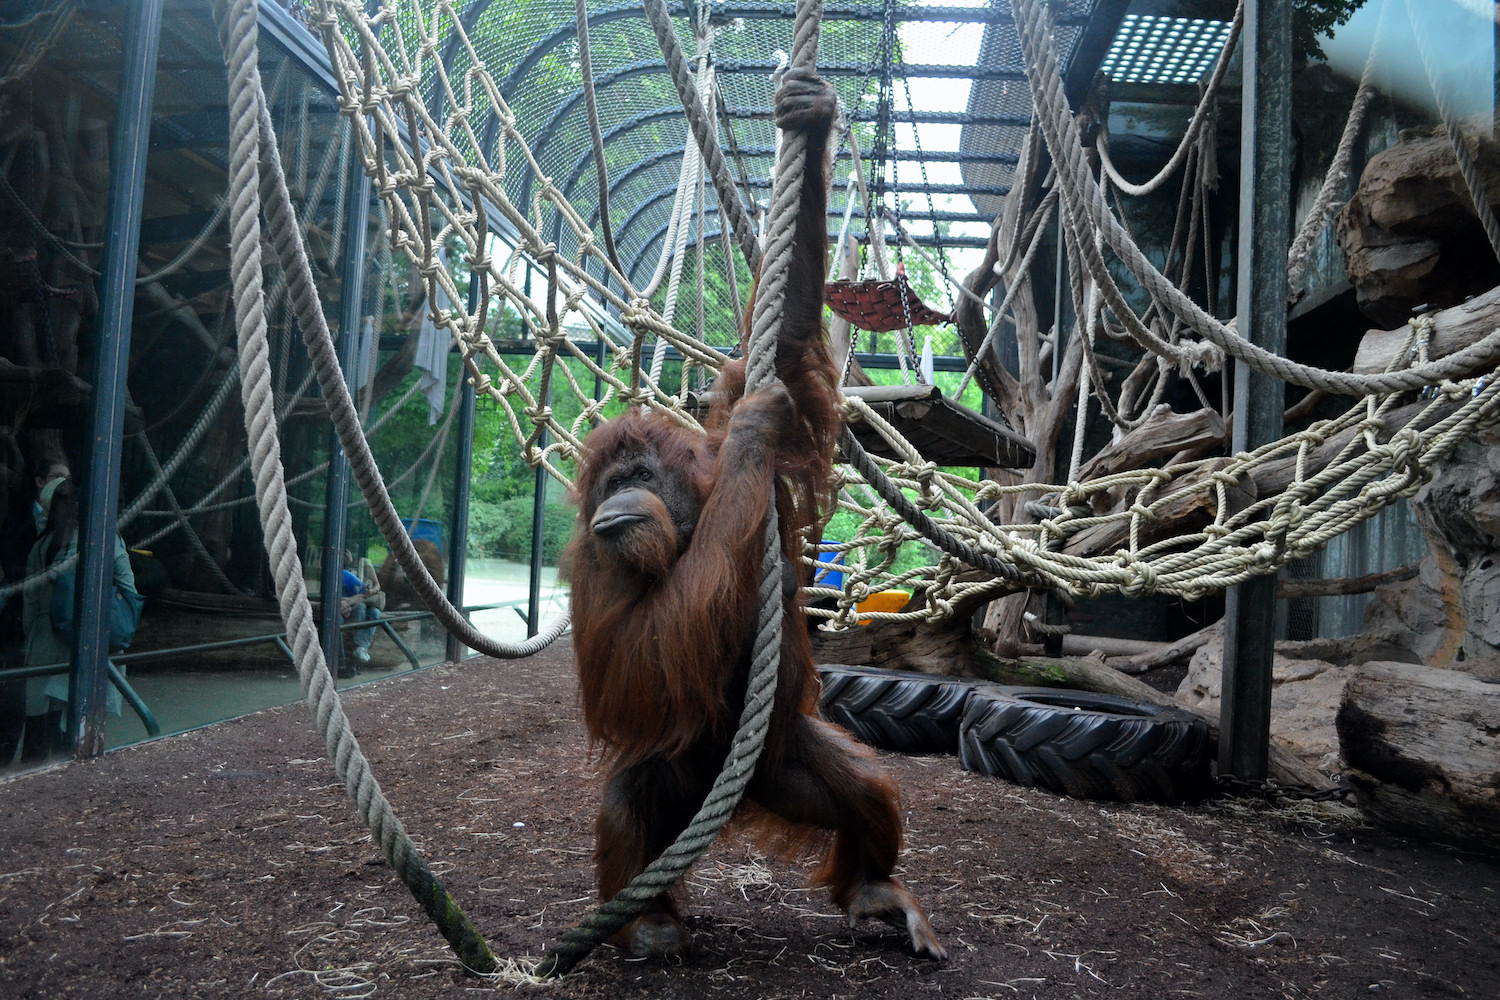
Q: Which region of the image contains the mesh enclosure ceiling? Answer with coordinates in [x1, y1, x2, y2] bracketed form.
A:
[418, 0, 1102, 344]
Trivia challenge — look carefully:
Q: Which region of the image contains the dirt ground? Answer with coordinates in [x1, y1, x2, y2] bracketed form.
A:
[1, 638, 1495, 999]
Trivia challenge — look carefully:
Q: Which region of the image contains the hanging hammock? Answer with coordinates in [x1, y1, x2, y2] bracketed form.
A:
[825, 263, 953, 332]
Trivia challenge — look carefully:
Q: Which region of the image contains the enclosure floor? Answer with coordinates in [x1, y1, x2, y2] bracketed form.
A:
[1, 638, 1495, 999]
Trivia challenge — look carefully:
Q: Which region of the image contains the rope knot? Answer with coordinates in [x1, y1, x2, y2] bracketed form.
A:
[620, 299, 655, 334]
[913, 462, 941, 506]
[1116, 555, 1157, 597]
[926, 594, 955, 623]
[1179, 338, 1225, 375]
[1384, 427, 1424, 482]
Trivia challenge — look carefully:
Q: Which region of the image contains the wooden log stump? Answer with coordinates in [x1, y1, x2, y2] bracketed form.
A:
[1337, 661, 1500, 850]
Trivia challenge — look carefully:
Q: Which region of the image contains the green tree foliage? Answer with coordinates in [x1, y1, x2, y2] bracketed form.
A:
[1296, 0, 1369, 62]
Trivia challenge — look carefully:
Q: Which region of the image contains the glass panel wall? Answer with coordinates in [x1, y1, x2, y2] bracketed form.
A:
[336, 190, 468, 674]
[0, 1, 125, 767]
[467, 302, 572, 649]
[0, 0, 420, 771]
[103, 3, 349, 752]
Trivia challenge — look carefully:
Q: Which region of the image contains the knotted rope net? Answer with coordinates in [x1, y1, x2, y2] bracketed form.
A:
[299, 0, 1500, 635]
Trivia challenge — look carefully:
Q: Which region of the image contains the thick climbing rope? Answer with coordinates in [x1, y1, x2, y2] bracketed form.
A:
[574, 0, 621, 276]
[536, 0, 825, 977]
[1286, 78, 1375, 295]
[214, 0, 500, 975]
[1286, 9, 1382, 298]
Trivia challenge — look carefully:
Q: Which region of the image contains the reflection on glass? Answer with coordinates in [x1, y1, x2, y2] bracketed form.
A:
[0, 2, 124, 767]
[102, 6, 349, 757]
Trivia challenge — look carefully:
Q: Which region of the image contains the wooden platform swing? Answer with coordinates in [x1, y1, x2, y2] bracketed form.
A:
[824, 268, 1035, 471]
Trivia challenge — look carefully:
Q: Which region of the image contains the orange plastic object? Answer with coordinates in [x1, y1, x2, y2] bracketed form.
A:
[855, 589, 911, 624]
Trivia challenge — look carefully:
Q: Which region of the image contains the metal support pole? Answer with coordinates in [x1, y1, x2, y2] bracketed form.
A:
[1222, 0, 1291, 783]
[445, 264, 483, 662]
[445, 372, 477, 662]
[525, 267, 548, 638]
[527, 427, 550, 638]
[318, 149, 372, 671]
[67, 0, 164, 758]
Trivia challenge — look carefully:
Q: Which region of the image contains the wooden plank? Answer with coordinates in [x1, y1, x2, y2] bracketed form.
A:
[843, 383, 943, 403]
[691, 384, 1036, 468]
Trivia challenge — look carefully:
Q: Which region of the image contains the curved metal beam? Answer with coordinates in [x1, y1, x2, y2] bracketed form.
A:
[613, 180, 995, 260]
[512, 60, 677, 210]
[523, 106, 694, 229]
[505, 57, 1029, 209]
[627, 209, 990, 287]
[497, 2, 1063, 102]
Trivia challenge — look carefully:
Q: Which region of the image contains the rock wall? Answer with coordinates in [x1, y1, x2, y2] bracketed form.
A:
[1403, 429, 1500, 664]
[1175, 632, 1350, 769]
[1337, 125, 1500, 327]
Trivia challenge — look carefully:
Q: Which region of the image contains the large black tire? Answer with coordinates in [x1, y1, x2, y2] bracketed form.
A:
[959, 686, 1213, 803]
[815, 664, 974, 756]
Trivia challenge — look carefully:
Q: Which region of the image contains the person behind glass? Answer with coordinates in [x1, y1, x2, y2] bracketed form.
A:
[339, 549, 384, 674]
[0, 451, 38, 766]
[20, 466, 138, 761]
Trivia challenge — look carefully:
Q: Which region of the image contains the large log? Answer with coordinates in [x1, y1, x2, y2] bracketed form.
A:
[1353, 284, 1500, 376]
[1336, 660, 1500, 850]
[1075, 404, 1227, 483]
[1061, 398, 1453, 559]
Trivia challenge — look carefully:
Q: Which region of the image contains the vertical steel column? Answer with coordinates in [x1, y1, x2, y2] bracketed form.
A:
[445, 358, 477, 662]
[526, 412, 550, 638]
[525, 268, 548, 638]
[1042, 212, 1069, 657]
[1222, 0, 1292, 782]
[68, 0, 164, 758]
[318, 152, 372, 669]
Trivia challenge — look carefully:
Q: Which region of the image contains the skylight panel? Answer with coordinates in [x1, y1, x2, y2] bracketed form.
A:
[1099, 14, 1234, 86]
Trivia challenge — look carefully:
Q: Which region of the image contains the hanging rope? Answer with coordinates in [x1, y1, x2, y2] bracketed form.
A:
[1407, 0, 1500, 263]
[1096, 0, 1243, 199]
[574, 0, 621, 276]
[214, 0, 498, 974]
[1010, 0, 1500, 396]
[535, 0, 827, 977]
[640, 0, 761, 271]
